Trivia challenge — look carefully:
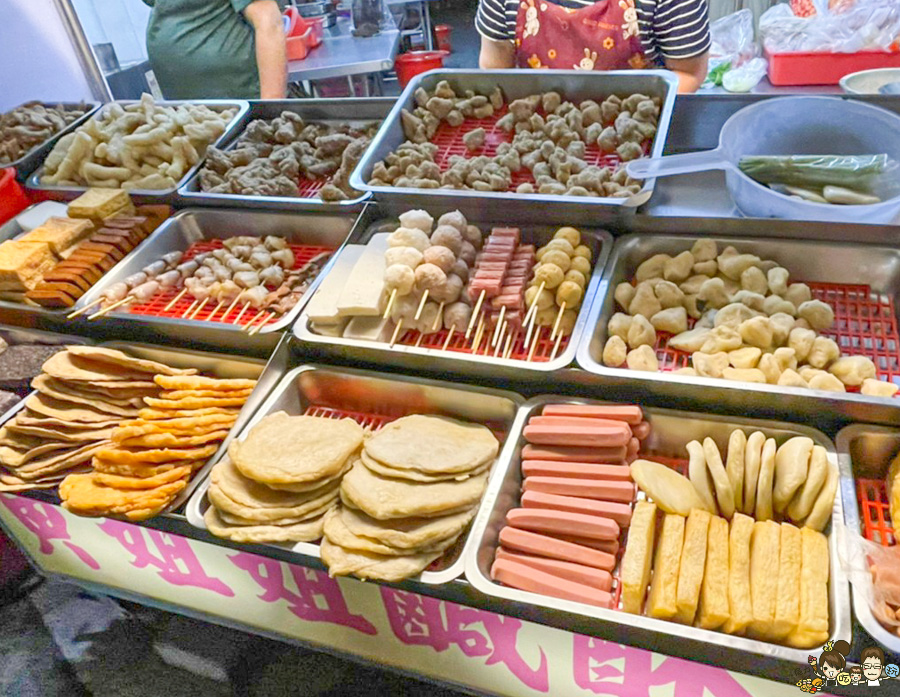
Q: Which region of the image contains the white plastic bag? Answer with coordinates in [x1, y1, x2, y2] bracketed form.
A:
[703, 9, 767, 91]
[761, 0, 900, 54]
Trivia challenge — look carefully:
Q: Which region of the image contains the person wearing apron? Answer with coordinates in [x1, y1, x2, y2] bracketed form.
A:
[475, 0, 710, 92]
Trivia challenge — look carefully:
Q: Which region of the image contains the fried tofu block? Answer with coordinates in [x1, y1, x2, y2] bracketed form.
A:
[621, 500, 657, 614]
[748, 520, 780, 638]
[21, 217, 94, 257]
[68, 188, 132, 223]
[674, 508, 711, 625]
[722, 512, 754, 634]
[646, 513, 685, 620]
[0, 241, 56, 291]
[698, 515, 730, 629]
[786, 527, 830, 649]
[771, 522, 801, 641]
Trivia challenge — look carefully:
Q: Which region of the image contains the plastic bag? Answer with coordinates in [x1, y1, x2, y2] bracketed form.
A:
[761, 0, 900, 54]
[703, 9, 767, 91]
[843, 531, 900, 636]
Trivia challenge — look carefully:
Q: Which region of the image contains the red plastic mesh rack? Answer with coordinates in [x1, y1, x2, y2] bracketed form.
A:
[655, 280, 900, 393]
[399, 324, 567, 363]
[858, 478, 895, 546]
[124, 239, 333, 328]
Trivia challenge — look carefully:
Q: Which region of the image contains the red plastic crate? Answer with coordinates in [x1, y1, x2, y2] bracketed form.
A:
[858, 478, 895, 546]
[124, 239, 333, 328]
[655, 280, 900, 396]
[0, 168, 29, 225]
[765, 48, 900, 86]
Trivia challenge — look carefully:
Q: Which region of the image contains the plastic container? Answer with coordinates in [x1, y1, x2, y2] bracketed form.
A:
[840, 67, 900, 94]
[766, 48, 900, 86]
[0, 169, 29, 226]
[394, 50, 448, 87]
[627, 96, 900, 224]
[435, 24, 452, 53]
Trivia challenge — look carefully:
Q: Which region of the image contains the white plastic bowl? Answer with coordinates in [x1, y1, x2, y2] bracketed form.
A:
[840, 68, 900, 95]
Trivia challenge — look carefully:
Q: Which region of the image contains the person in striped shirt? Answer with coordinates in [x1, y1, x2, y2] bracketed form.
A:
[476, 0, 710, 92]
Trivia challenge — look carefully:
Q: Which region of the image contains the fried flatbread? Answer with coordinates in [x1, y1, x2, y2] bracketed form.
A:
[204, 507, 325, 543]
[91, 458, 196, 478]
[320, 538, 442, 582]
[360, 450, 491, 483]
[42, 351, 160, 383]
[143, 396, 249, 410]
[0, 440, 72, 467]
[339, 504, 475, 551]
[60, 472, 186, 515]
[94, 443, 218, 464]
[6, 420, 116, 443]
[112, 416, 237, 441]
[65, 346, 197, 376]
[116, 429, 229, 449]
[138, 407, 239, 420]
[93, 466, 192, 489]
[160, 388, 253, 401]
[31, 375, 141, 416]
[154, 375, 256, 391]
[208, 483, 339, 524]
[26, 393, 123, 422]
[15, 413, 120, 430]
[323, 507, 456, 557]
[15, 441, 112, 479]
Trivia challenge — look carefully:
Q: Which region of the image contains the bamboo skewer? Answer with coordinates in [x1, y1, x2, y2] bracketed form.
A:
[414, 331, 424, 348]
[206, 300, 224, 322]
[68, 298, 103, 319]
[491, 306, 506, 348]
[188, 297, 210, 320]
[248, 313, 273, 336]
[442, 325, 456, 351]
[382, 288, 397, 320]
[242, 308, 267, 331]
[221, 295, 241, 321]
[502, 330, 514, 360]
[232, 302, 251, 325]
[389, 319, 404, 347]
[181, 298, 199, 319]
[414, 291, 429, 321]
[88, 296, 131, 320]
[493, 321, 507, 358]
[163, 288, 188, 313]
[522, 281, 545, 326]
[432, 302, 445, 332]
[549, 329, 564, 362]
[466, 290, 485, 338]
[523, 306, 538, 349]
[470, 313, 485, 353]
[550, 302, 567, 342]
[527, 325, 541, 361]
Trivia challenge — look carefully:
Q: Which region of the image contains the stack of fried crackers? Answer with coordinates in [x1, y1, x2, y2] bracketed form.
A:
[60, 373, 256, 521]
[0, 345, 181, 492]
[203, 412, 363, 544]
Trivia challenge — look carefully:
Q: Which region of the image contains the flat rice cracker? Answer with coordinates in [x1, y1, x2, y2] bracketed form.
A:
[364, 415, 499, 476]
[95, 443, 219, 465]
[59, 472, 186, 515]
[138, 407, 239, 420]
[15, 413, 120, 430]
[26, 393, 123, 423]
[92, 458, 204, 478]
[360, 450, 491, 483]
[91, 380, 159, 390]
[31, 375, 141, 417]
[116, 429, 230, 449]
[230, 412, 364, 486]
[155, 375, 257, 391]
[211, 457, 339, 510]
[0, 426, 41, 450]
[112, 415, 237, 441]
[340, 505, 476, 552]
[204, 506, 326, 544]
[65, 346, 197, 377]
[144, 396, 249, 410]
[0, 440, 72, 468]
[160, 388, 253, 401]
[43, 350, 163, 383]
[320, 537, 442, 582]
[264, 460, 353, 493]
[93, 466, 192, 490]
[340, 459, 489, 520]
[323, 507, 457, 557]
[208, 479, 340, 524]
[6, 420, 116, 443]
[15, 441, 111, 479]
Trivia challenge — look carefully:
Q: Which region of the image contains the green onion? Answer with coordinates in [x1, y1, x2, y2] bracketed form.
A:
[737, 155, 888, 192]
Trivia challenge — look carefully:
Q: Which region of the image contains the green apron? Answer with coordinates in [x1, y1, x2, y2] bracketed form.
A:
[144, 0, 261, 99]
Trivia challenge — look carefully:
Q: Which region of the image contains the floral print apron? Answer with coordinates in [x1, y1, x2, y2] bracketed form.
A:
[515, 0, 647, 71]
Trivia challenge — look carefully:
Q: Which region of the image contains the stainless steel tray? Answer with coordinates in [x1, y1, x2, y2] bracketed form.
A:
[835, 424, 900, 654]
[76, 207, 363, 354]
[2, 101, 101, 181]
[0, 202, 161, 327]
[178, 98, 394, 211]
[576, 233, 900, 429]
[25, 100, 249, 201]
[185, 363, 524, 585]
[465, 395, 851, 666]
[0, 340, 269, 513]
[351, 69, 679, 217]
[293, 204, 613, 379]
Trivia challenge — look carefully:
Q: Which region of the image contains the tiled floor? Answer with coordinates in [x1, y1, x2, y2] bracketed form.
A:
[0, 573, 474, 697]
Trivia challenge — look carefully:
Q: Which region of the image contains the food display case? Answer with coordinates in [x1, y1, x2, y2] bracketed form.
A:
[178, 98, 395, 212]
[3, 89, 900, 697]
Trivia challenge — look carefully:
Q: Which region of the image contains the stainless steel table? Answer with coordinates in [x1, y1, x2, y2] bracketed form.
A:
[287, 16, 401, 95]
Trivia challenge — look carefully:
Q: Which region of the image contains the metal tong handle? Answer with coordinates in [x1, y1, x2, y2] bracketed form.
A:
[626, 147, 732, 180]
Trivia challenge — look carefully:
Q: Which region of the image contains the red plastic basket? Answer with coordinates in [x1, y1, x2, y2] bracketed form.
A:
[0, 168, 29, 226]
[765, 48, 900, 86]
[858, 477, 895, 546]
